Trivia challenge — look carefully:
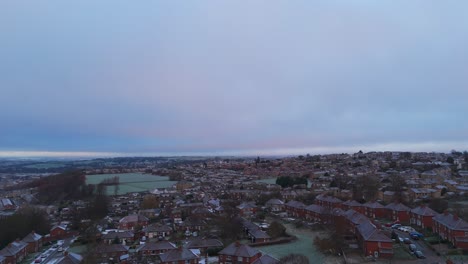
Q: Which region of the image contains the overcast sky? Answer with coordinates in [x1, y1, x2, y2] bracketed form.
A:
[1, 1, 468, 157]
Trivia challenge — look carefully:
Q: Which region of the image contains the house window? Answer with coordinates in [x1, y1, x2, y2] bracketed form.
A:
[238, 256, 243, 262]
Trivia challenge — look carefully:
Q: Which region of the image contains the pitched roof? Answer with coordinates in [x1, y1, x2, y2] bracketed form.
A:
[249, 229, 270, 239]
[316, 194, 342, 203]
[102, 231, 134, 240]
[252, 254, 279, 264]
[356, 220, 391, 242]
[433, 213, 468, 231]
[344, 209, 368, 225]
[265, 199, 284, 206]
[410, 205, 437, 216]
[342, 200, 362, 207]
[119, 214, 149, 223]
[363, 201, 384, 209]
[56, 252, 83, 264]
[385, 202, 410, 212]
[218, 242, 260, 257]
[136, 241, 176, 252]
[94, 244, 129, 254]
[0, 241, 27, 256]
[285, 201, 305, 209]
[159, 248, 198, 262]
[305, 204, 325, 214]
[143, 224, 172, 233]
[22, 232, 42, 243]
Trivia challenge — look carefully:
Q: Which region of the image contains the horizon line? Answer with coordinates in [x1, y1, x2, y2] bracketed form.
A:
[0, 141, 466, 159]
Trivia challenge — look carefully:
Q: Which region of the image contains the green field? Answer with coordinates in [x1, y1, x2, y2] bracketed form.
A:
[257, 223, 325, 262]
[86, 173, 177, 195]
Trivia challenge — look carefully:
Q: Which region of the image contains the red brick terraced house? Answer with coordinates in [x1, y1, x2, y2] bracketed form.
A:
[342, 200, 365, 214]
[159, 248, 199, 264]
[56, 251, 83, 264]
[384, 203, 410, 223]
[343, 209, 370, 235]
[136, 241, 176, 257]
[236, 202, 258, 217]
[102, 231, 134, 245]
[265, 199, 284, 213]
[0, 240, 28, 264]
[363, 201, 386, 219]
[251, 254, 279, 264]
[315, 194, 342, 209]
[92, 244, 129, 263]
[143, 224, 172, 239]
[410, 205, 437, 229]
[21, 231, 42, 253]
[304, 204, 326, 223]
[185, 238, 224, 257]
[218, 242, 262, 264]
[356, 220, 393, 258]
[50, 225, 67, 238]
[432, 212, 468, 249]
[118, 214, 149, 230]
[284, 201, 306, 218]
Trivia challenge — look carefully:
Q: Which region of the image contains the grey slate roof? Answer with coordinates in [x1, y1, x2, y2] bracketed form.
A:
[102, 231, 134, 240]
[410, 205, 437, 216]
[285, 201, 305, 209]
[265, 199, 284, 206]
[385, 202, 410, 212]
[357, 221, 392, 242]
[22, 232, 42, 243]
[433, 213, 468, 231]
[304, 204, 325, 214]
[343, 200, 362, 207]
[252, 254, 279, 264]
[218, 242, 260, 257]
[363, 201, 384, 209]
[159, 248, 198, 262]
[136, 241, 176, 252]
[56, 252, 83, 264]
[0, 241, 27, 257]
[119, 214, 149, 223]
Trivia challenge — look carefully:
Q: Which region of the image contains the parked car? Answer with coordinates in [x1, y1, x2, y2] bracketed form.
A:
[386, 220, 401, 227]
[415, 250, 425, 259]
[409, 244, 417, 252]
[398, 237, 404, 243]
[410, 233, 419, 240]
[409, 231, 424, 238]
[58, 247, 64, 252]
[403, 238, 411, 244]
[391, 224, 402, 229]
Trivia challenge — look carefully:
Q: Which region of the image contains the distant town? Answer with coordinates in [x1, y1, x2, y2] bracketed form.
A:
[1, 150, 468, 264]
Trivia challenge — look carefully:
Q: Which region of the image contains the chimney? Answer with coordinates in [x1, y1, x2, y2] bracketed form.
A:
[454, 214, 459, 221]
[444, 210, 449, 216]
[235, 241, 240, 247]
[64, 251, 69, 256]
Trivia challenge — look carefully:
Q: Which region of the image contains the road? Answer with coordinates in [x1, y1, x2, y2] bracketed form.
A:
[394, 229, 443, 264]
[31, 237, 74, 264]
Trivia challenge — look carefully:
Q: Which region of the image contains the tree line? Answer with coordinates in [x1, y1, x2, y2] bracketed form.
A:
[276, 176, 308, 188]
